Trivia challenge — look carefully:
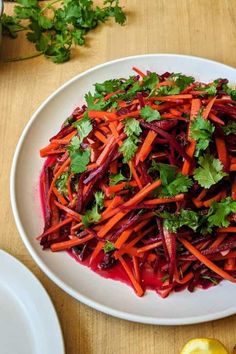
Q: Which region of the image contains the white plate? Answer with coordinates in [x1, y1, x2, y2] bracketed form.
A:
[10, 54, 236, 325]
[0, 250, 64, 354]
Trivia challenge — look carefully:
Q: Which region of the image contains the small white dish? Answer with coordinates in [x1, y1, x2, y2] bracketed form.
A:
[10, 54, 236, 325]
[0, 250, 64, 354]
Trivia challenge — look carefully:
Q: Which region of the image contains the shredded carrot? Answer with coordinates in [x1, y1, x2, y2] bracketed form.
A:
[136, 130, 157, 164]
[52, 186, 68, 205]
[208, 112, 225, 125]
[51, 234, 94, 252]
[128, 160, 142, 189]
[37, 217, 73, 240]
[144, 194, 184, 205]
[132, 66, 146, 78]
[54, 200, 81, 222]
[202, 96, 217, 119]
[132, 256, 141, 283]
[48, 157, 70, 204]
[118, 256, 144, 296]
[215, 136, 229, 171]
[136, 241, 162, 254]
[180, 238, 236, 282]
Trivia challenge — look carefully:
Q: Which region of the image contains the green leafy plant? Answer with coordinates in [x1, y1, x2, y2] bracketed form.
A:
[1, 0, 126, 63]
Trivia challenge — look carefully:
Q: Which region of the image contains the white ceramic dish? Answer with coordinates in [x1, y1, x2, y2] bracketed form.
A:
[0, 250, 64, 354]
[10, 54, 236, 325]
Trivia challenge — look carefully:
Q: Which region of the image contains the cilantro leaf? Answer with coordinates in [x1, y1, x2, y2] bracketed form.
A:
[149, 162, 193, 196]
[119, 118, 142, 163]
[70, 148, 91, 174]
[142, 72, 159, 90]
[222, 121, 236, 135]
[170, 73, 195, 91]
[190, 113, 215, 157]
[140, 106, 161, 122]
[103, 241, 116, 253]
[110, 171, 127, 185]
[119, 136, 139, 163]
[156, 85, 181, 96]
[161, 209, 199, 233]
[85, 92, 106, 111]
[205, 197, 236, 232]
[222, 84, 236, 100]
[161, 173, 193, 197]
[73, 115, 92, 143]
[81, 191, 105, 227]
[55, 172, 69, 196]
[193, 154, 227, 189]
[123, 118, 142, 136]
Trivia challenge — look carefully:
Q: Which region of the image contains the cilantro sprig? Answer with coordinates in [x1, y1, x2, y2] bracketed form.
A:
[149, 162, 193, 197]
[2, 0, 126, 63]
[193, 153, 227, 189]
[222, 121, 236, 136]
[67, 116, 92, 173]
[190, 113, 215, 157]
[119, 118, 142, 163]
[81, 191, 105, 227]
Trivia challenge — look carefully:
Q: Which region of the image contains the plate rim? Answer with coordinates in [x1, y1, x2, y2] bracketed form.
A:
[0, 249, 65, 353]
[10, 53, 236, 325]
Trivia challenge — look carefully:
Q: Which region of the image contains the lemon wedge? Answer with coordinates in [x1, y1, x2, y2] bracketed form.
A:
[180, 338, 229, 354]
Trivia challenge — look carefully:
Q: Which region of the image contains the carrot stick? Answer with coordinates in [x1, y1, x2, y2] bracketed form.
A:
[37, 217, 73, 240]
[136, 241, 162, 254]
[202, 96, 217, 119]
[149, 94, 193, 101]
[128, 160, 142, 189]
[115, 229, 133, 249]
[132, 256, 141, 283]
[215, 136, 229, 171]
[175, 271, 194, 284]
[40, 142, 59, 157]
[230, 164, 236, 172]
[50, 131, 77, 145]
[51, 234, 94, 252]
[105, 181, 137, 195]
[48, 157, 70, 203]
[136, 130, 157, 164]
[94, 130, 108, 144]
[224, 258, 236, 271]
[156, 80, 175, 89]
[52, 186, 68, 205]
[180, 238, 236, 282]
[88, 111, 118, 120]
[132, 66, 145, 78]
[182, 98, 201, 175]
[54, 200, 81, 222]
[98, 211, 126, 237]
[43, 149, 66, 156]
[101, 196, 123, 217]
[96, 137, 115, 166]
[208, 112, 225, 125]
[144, 193, 184, 205]
[104, 90, 124, 101]
[118, 256, 144, 296]
[114, 233, 144, 259]
[218, 227, 236, 233]
[210, 233, 227, 249]
[232, 177, 236, 201]
[89, 241, 104, 265]
[202, 190, 226, 207]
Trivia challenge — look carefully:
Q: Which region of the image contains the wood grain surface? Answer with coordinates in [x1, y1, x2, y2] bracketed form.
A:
[1, 1, 236, 353]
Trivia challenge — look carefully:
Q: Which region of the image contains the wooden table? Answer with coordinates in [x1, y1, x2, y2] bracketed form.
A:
[1, 1, 236, 353]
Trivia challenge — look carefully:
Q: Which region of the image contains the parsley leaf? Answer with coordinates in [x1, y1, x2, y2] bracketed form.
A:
[119, 118, 142, 163]
[170, 73, 195, 91]
[109, 171, 127, 185]
[103, 241, 116, 253]
[222, 121, 236, 136]
[193, 153, 227, 189]
[190, 113, 215, 157]
[81, 191, 105, 227]
[55, 172, 69, 196]
[73, 115, 92, 143]
[140, 106, 161, 122]
[161, 209, 199, 233]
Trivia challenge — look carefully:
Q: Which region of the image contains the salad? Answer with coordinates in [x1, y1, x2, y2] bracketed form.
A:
[38, 67, 236, 298]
